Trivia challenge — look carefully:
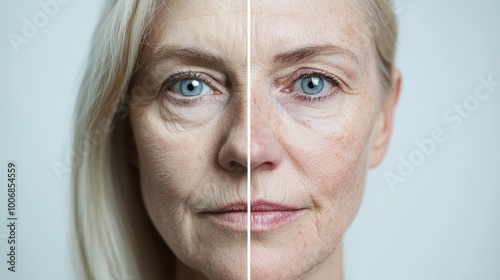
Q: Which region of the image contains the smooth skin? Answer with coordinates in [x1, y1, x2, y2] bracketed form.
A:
[128, 0, 400, 279]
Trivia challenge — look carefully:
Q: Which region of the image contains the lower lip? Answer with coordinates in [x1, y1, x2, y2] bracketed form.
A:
[206, 210, 305, 233]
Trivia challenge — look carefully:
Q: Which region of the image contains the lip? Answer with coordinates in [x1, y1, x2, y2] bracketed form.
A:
[202, 200, 305, 233]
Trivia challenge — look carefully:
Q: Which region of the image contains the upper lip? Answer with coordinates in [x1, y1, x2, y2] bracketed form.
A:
[207, 200, 303, 213]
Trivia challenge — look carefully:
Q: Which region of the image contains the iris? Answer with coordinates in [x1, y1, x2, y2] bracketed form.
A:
[300, 77, 324, 95]
[178, 79, 206, 96]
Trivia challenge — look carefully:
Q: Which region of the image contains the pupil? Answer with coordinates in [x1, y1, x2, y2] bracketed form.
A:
[179, 79, 203, 96]
[300, 77, 324, 95]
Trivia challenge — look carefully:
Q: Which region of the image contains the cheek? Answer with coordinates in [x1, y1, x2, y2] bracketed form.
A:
[288, 119, 373, 265]
[132, 102, 221, 186]
[130, 109, 220, 241]
[291, 123, 370, 257]
[289, 108, 374, 203]
[282, 96, 377, 259]
[321, 132, 368, 198]
[130, 106, 248, 278]
[136, 127, 209, 197]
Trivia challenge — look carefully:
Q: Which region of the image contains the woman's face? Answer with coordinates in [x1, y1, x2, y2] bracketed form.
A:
[249, 0, 396, 278]
[130, 0, 397, 279]
[130, 1, 248, 279]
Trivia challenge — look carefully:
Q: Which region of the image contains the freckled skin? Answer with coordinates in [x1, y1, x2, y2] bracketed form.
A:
[129, 0, 399, 279]
[250, 0, 399, 279]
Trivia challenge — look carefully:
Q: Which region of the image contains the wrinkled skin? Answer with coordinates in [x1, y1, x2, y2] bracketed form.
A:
[129, 0, 400, 279]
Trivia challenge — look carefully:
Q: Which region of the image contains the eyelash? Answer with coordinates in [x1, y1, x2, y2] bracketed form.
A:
[281, 70, 343, 103]
[160, 70, 342, 105]
[160, 71, 218, 105]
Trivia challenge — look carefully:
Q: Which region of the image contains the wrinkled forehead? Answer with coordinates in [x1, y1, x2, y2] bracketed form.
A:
[138, 0, 373, 71]
[142, 0, 247, 68]
[251, 0, 372, 64]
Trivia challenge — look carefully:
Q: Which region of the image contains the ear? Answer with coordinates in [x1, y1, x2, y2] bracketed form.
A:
[369, 68, 402, 168]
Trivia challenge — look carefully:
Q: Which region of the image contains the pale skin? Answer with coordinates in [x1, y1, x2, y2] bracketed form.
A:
[128, 0, 400, 279]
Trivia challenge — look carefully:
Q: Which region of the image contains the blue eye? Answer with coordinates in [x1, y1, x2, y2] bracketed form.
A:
[299, 77, 325, 95]
[174, 79, 212, 96]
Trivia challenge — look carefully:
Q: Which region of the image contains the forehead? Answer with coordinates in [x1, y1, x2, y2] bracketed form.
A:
[140, 0, 372, 72]
[145, 0, 247, 66]
[251, 0, 370, 63]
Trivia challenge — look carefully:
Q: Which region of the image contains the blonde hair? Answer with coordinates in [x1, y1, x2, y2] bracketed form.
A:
[71, 0, 174, 279]
[71, 1, 398, 279]
[358, 0, 399, 93]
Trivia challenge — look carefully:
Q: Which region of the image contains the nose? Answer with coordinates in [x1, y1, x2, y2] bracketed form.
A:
[250, 91, 284, 171]
[218, 96, 248, 174]
[218, 86, 285, 173]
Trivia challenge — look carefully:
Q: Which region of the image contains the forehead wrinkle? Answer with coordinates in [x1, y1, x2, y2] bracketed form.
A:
[250, 0, 371, 62]
[161, 0, 246, 22]
[273, 44, 360, 65]
[140, 2, 246, 75]
[146, 46, 233, 73]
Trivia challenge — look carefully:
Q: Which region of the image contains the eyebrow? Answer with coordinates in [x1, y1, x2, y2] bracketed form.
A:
[273, 44, 359, 65]
[146, 46, 231, 72]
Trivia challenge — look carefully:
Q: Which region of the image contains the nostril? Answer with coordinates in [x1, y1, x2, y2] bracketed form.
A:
[227, 161, 246, 175]
[217, 126, 248, 173]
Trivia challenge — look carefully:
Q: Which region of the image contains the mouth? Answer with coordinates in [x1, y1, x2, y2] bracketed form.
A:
[202, 200, 305, 233]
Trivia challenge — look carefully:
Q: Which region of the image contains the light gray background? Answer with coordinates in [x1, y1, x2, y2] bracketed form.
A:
[1, 0, 499, 279]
